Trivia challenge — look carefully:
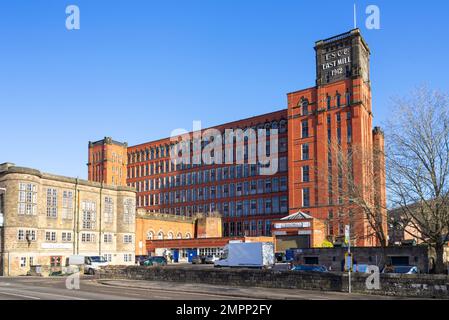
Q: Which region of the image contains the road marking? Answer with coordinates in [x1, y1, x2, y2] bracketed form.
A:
[97, 282, 257, 300]
[22, 290, 87, 300]
[0, 291, 41, 300]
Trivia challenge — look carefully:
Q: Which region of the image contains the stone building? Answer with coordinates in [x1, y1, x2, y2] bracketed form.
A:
[0, 163, 136, 276]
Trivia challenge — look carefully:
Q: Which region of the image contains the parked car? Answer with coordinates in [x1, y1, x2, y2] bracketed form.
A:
[291, 265, 328, 272]
[382, 265, 419, 274]
[191, 255, 203, 264]
[204, 255, 219, 264]
[353, 264, 370, 273]
[143, 256, 167, 266]
[135, 255, 148, 266]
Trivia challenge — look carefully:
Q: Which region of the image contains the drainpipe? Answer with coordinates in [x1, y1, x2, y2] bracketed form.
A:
[76, 180, 80, 255]
[99, 182, 103, 256]
[73, 179, 78, 255]
[0, 187, 6, 276]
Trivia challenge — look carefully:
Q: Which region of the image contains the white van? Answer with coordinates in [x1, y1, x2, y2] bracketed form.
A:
[214, 242, 275, 268]
[67, 255, 109, 275]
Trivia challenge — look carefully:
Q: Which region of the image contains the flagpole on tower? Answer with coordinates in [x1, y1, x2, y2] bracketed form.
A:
[354, 3, 357, 29]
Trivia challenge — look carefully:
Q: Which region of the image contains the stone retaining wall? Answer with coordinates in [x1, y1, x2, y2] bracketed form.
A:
[99, 266, 449, 299]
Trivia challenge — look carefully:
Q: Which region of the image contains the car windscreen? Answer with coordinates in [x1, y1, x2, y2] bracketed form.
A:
[393, 266, 413, 273]
[90, 256, 106, 263]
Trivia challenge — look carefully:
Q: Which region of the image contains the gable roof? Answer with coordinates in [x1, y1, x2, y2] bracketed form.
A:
[280, 211, 313, 221]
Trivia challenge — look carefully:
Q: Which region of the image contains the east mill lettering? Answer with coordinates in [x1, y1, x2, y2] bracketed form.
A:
[322, 47, 351, 76]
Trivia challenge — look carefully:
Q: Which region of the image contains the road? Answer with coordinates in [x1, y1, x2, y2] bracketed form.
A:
[0, 276, 405, 300]
[0, 276, 247, 300]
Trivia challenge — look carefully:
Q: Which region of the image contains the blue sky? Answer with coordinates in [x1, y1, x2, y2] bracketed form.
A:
[0, 0, 448, 179]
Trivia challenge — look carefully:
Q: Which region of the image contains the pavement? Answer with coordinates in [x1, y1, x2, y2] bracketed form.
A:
[97, 279, 404, 300]
[0, 276, 414, 300]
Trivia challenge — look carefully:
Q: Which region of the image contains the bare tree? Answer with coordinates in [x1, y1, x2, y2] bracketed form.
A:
[386, 87, 449, 274]
[325, 140, 388, 248]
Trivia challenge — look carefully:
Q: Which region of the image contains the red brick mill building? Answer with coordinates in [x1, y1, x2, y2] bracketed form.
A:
[87, 29, 387, 249]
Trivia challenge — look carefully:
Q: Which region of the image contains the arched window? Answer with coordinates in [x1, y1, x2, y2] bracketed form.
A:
[304, 99, 309, 116]
[177, 233, 182, 239]
[336, 93, 341, 107]
[185, 233, 191, 239]
[279, 120, 287, 133]
[167, 232, 174, 240]
[346, 91, 351, 106]
[146, 231, 154, 240]
[157, 231, 164, 240]
[327, 95, 331, 110]
[264, 123, 271, 136]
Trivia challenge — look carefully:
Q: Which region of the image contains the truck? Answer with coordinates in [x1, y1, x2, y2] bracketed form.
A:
[67, 255, 109, 275]
[214, 242, 275, 268]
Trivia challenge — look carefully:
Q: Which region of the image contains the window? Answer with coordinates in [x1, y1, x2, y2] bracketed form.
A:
[302, 100, 309, 116]
[26, 230, 36, 241]
[81, 233, 95, 242]
[265, 198, 272, 214]
[104, 234, 113, 243]
[158, 231, 164, 240]
[272, 196, 280, 213]
[123, 198, 135, 224]
[18, 229, 36, 241]
[20, 257, 26, 268]
[50, 256, 62, 267]
[82, 201, 96, 229]
[302, 165, 310, 182]
[265, 220, 271, 236]
[17, 229, 25, 241]
[336, 94, 341, 107]
[104, 197, 114, 223]
[280, 176, 288, 191]
[18, 183, 37, 215]
[185, 233, 191, 239]
[123, 234, 133, 244]
[124, 254, 133, 262]
[302, 144, 309, 160]
[326, 96, 331, 110]
[280, 196, 288, 213]
[62, 232, 72, 242]
[147, 231, 154, 240]
[272, 177, 279, 192]
[347, 124, 352, 143]
[62, 191, 73, 219]
[45, 231, 57, 242]
[301, 120, 309, 138]
[279, 137, 288, 153]
[303, 188, 310, 207]
[280, 157, 288, 172]
[104, 254, 112, 262]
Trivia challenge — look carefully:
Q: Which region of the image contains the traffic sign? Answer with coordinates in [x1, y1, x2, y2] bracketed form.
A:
[344, 252, 353, 271]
